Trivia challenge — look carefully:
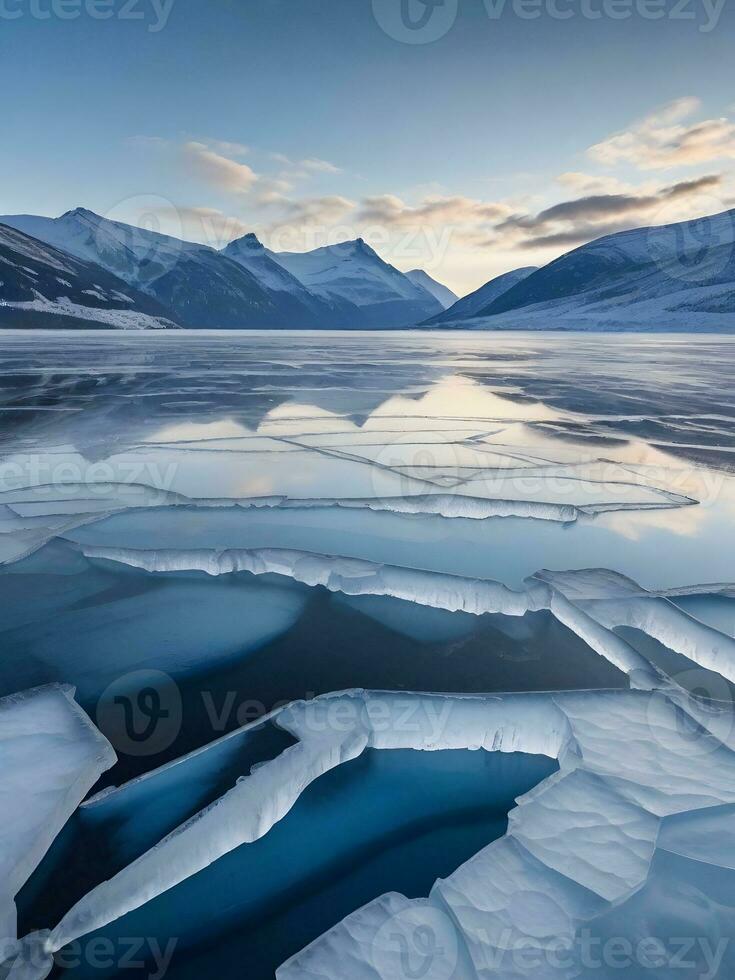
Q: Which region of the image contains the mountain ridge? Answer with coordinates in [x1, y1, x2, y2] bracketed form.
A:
[423, 266, 538, 325]
[405, 269, 458, 309]
[0, 222, 177, 330]
[2, 206, 734, 330]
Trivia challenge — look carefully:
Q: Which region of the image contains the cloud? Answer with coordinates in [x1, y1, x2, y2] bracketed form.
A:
[175, 206, 249, 245]
[270, 152, 342, 175]
[300, 157, 342, 174]
[205, 139, 250, 159]
[251, 176, 296, 206]
[518, 223, 635, 249]
[277, 194, 355, 222]
[356, 193, 513, 228]
[182, 141, 258, 193]
[499, 174, 723, 249]
[146, 205, 250, 248]
[588, 98, 735, 170]
[555, 172, 636, 195]
[150, 139, 344, 208]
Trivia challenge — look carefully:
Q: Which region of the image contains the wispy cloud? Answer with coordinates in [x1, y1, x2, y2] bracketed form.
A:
[270, 152, 342, 175]
[204, 139, 251, 159]
[496, 174, 723, 248]
[182, 141, 258, 193]
[173, 206, 249, 245]
[588, 98, 735, 170]
[356, 193, 514, 228]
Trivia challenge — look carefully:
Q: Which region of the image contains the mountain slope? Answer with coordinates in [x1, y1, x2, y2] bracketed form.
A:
[0, 223, 176, 329]
[472, 209, 735, 330]
[405, 269, 457, 309]
[270, 239, 444, 327]
[423, 266, 538, 325]
[222, 233, 363, 327]
[0, 209, 311, 329]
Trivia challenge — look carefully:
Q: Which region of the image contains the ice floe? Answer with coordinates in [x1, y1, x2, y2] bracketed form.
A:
[9, 683, 735, 979]
[0, 685, 115, 951]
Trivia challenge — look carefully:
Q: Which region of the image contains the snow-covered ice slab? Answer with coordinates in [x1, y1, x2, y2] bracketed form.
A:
[0, 685, 115, 949]
[2, 560, 729, 980]
[278, 688, 735, 980]
[10, 680, 735, 980]
[77, 545, 665, 688]
[535, 567, 735, 689]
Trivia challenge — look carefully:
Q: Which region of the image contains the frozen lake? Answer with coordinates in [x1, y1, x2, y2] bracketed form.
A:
[2, 330, 735, 769]
[3, 330, 735, 979]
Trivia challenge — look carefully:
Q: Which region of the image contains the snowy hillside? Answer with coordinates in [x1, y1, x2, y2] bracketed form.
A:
[0, 210, 307, 329]
[0, 222, 177, 330]
[270, 239, 444, 327]
[424, 265, 538, 325]
[471, 209, 735, 330]
[405, 268, 458, 309]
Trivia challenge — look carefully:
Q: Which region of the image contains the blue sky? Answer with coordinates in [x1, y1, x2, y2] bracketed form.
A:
[1, 0, 734, 292]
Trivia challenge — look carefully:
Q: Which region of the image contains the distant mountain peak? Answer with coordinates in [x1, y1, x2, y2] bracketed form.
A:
[351, 237, 377, 257]
[60, 207, 103, 222]
[228, 231, 263, 251]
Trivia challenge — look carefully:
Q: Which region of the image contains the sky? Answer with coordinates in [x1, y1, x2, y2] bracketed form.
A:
[1, 0, 734, 295]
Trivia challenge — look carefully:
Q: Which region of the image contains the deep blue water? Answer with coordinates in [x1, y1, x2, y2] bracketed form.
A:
[50, 748, 558, 980]
[1, 541, 625, 789]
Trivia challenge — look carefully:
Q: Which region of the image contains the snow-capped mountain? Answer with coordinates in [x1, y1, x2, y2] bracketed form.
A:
[5, 205, 732, 331]
[222, 232, 363, 328]
[0, 209, 303, 329]
[423, 266, 538, 325]
[405, 269, 457, 309]
[269, 239, 444, 328]
[1, 211, 434, 329]
[0, 222, 176, 329]
[470, 209, 735, 331]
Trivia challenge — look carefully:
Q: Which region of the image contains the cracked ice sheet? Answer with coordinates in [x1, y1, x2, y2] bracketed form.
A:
[533, 568, 735, 688]
[0, 374, 715, 572]
[9, 683, 735, 980]
[0, 685, 115, 944]
[277, 689, 735, 980]
[1, 439, 691, 512]
[2, 356, 730, 595]
[53, 498, 735, 594]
